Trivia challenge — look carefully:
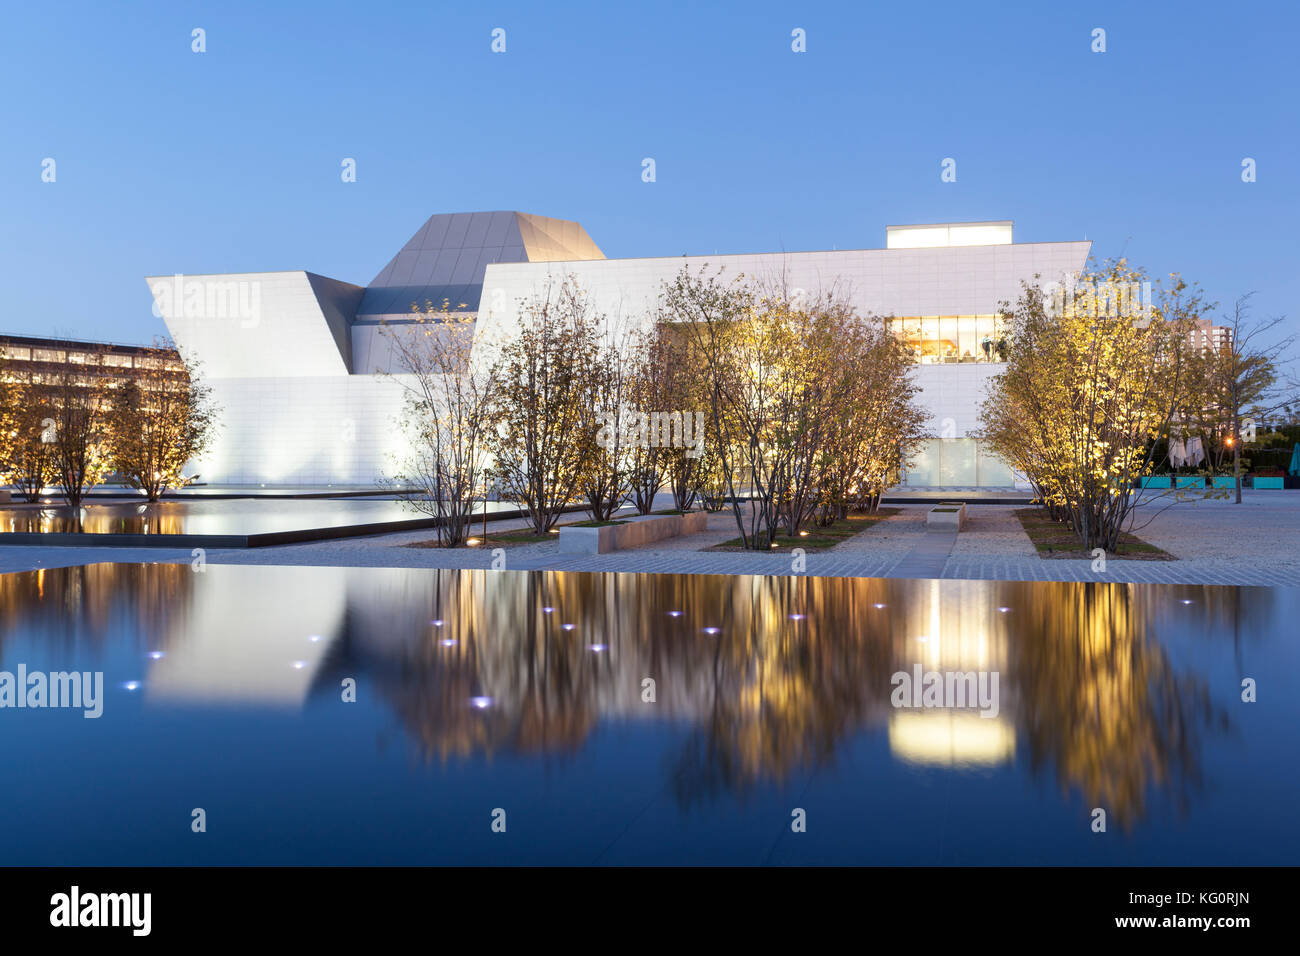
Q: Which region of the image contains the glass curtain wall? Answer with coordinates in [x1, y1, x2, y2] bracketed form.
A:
[888, 315, 1007, 364]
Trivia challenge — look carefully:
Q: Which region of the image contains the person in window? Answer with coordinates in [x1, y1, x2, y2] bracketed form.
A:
[981, 336, 993, 360]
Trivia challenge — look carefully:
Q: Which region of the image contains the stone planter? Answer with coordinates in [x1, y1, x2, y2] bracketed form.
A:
[1252, 476, 1284, 490]
[926, 503, 966, 531]
[556, 511, 709, 554]
[1139, 476, 1172, 489]
[1210, 476, 1237, 489]
[1175, 476, 1204, 489]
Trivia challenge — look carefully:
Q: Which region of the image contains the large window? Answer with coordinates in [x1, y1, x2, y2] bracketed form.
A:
[888, 315, 1007, 364]
[904, 439, 1015, 487]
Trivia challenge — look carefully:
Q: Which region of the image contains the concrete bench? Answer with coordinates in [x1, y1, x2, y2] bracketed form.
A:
[925, 503, 966, 531]
[556, 511, 709, 554]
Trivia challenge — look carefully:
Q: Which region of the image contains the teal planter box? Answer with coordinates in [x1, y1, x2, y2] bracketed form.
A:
[1210, 476, 1236, 489]
[1176, 476, 1204, 489]
[1253, 476, 1284, 490]
[1140, 476, 1172, 489]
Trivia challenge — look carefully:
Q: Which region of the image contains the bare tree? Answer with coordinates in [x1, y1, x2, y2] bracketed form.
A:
[384, 302, 499, 546]
[1193, 294, 1296, 503]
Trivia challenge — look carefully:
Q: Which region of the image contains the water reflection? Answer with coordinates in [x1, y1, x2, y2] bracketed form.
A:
[1, 564, 1274, 838]
[0, 498, 519, 537]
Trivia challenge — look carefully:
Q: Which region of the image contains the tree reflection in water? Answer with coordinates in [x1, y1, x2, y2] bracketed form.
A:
[334, 569, 1238, 827]
[1, 564, 1257, 830]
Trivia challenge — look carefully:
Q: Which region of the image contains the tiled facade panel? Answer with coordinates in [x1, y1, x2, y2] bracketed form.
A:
[910, 363, 1003, 436]
[148, 271, 359, 378]
[476, 241, 1090, 360]
[194, 375, 415, 485]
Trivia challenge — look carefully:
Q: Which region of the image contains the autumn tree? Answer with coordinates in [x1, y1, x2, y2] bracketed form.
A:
[979, 261, 1204, 551]
[45, 359, 111, 506]
[487, 277, 604, 534]
[663, 267, 787, 549]
[106, 343, 217, 501]
[818, 315, 926, 522]
[624, 325, 676, 514]
[579, 327, 639, 521]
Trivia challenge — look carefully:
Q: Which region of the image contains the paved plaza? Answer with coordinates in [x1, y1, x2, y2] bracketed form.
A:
[2, 493, 1297, 587]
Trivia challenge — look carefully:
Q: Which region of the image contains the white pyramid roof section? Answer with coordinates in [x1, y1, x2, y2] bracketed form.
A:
[355, 211, 604, 320]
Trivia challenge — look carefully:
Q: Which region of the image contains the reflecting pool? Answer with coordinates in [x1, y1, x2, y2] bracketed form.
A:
[0, 498, 523, 544]
[0, 564, 1296, 865]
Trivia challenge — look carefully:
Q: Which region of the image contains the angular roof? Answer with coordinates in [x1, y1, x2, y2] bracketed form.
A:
[355, 211, 603, 319]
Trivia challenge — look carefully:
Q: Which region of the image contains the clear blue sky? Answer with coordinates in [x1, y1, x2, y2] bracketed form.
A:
[3, 0, 1297, 346]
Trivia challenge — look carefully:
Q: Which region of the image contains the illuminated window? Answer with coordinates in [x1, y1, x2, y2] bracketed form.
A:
[888, 315, 1007, 363]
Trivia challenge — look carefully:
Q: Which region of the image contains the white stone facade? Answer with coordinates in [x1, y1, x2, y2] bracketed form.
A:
[146, 215, 1090, 487]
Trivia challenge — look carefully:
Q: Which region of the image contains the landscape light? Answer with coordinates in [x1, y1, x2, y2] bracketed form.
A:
[470, 696, 492, 709]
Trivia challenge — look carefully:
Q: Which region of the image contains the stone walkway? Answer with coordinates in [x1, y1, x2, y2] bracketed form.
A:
[2, 495, 1298, 588]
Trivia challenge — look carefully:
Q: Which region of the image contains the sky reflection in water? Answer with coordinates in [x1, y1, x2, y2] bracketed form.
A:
[0, 563, 1295, 865]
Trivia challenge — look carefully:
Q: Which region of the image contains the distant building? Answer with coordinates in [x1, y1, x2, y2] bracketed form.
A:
[1187, 318, 1234, 354]
[0, 333, 184, 391]
[146, 213, 1091, 488]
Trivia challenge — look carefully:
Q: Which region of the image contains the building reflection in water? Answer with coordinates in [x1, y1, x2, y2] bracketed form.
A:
[2, 504, 190, 536]
[1, 563, 1262, 830]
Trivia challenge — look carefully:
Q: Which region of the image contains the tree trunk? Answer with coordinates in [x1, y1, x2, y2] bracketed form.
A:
[1233, 439, 1242, 504]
